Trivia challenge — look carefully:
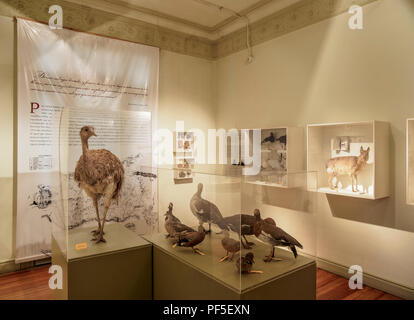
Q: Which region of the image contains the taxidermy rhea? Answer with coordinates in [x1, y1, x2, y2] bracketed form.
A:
[326, 146, 370, 193]
[74, 126, 125, 243]
[190, 183, 229, 233]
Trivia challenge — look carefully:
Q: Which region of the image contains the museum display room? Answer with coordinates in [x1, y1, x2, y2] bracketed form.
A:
[0, 0, 414, 303]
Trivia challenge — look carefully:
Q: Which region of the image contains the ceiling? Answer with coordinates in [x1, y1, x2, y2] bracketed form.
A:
[65, 0, 301, 39]
[109, 0, 274, 30]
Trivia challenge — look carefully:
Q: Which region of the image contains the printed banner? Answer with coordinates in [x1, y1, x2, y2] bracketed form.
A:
[16, 19, 159, 262]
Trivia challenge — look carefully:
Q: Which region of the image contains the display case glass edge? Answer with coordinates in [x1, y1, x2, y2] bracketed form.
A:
[407, 118, 414, 205]
[373, 120, 390, 199]
[307, 120, 390, 200]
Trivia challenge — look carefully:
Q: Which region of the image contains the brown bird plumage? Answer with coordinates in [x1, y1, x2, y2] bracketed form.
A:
[254, 218, 303, 262]
[190, 183, 229, 233]
[173, 226, 206, 255]
[236, 252, 263, 274]
[220, 230, 240, 262]
[74, 126, 124, 243]
[223, 209, 276, 249]
[164, 202, 195, 238]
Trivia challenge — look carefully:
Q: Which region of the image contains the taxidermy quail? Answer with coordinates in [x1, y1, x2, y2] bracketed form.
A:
[173, 226, 206, 255]
[164, 203, 195, 238]
[190, 183, 229, 234]
[74, 126, 124, 243]
[220, 230, 241, 262]
[236, 252, 263, 274]
[254, 217, 303, 262]
[223, 209, 276, 249]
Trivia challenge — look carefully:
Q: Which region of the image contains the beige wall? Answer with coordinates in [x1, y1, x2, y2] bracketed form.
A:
[0, 15, 14, 265]
[215, 0, 414, 289]
[1, 0, 414, 292]
[0, 17, 216, 264]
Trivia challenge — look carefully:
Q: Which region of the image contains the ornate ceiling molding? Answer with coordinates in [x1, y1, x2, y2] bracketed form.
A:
[0, 0, 378, 61]
[0, 0, 214, 59]
[213, 0, 378, 59]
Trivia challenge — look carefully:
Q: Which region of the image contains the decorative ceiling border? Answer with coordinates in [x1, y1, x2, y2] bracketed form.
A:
[0, 0, 378, 61]
[0, 0, 214, 60]
[213, 0, 378, 59]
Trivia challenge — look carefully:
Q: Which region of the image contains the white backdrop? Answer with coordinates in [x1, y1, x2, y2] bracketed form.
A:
[16, 19, 159, 263]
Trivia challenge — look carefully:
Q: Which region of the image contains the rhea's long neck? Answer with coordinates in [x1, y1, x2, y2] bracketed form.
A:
[81, 136, 89, 156]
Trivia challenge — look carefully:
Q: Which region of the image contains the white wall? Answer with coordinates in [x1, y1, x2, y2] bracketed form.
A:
[0, 15, 15, 265]
[215, 0, 414, 289]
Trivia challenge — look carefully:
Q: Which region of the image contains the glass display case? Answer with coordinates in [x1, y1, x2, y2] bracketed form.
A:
[55, 107, 317, 299]
[307, 121, 390, 199]
[147, 164, 317, 299]
[54, 107, 154, 299]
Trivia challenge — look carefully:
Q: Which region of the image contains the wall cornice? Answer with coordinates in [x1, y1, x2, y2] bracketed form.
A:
[0, 0, 378, 61]
[213, 0, 378, 59]
[0, 0, 214, 60]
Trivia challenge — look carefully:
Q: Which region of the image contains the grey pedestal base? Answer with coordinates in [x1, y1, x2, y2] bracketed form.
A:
[52, 223, 152, 300]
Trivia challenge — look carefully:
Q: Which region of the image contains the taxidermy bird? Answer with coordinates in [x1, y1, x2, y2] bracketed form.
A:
[220, 230, 240, 262]
[190, 183, 229, 233]
[262, 132, 275, 144]
[236, 252, 263, 274]
[326, 146, 370, 193]
[223, 209, 276, 249]
[261, 132, 287, 146]
[173, 226, 206, 255]
[164, 202, 195, 238]
[253, 217, 303, 262]
[74, 126, 124, 243]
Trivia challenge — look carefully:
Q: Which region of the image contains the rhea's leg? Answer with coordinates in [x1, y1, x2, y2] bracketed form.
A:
[94, 183, 115, 243]
[91, 198, 105, 236]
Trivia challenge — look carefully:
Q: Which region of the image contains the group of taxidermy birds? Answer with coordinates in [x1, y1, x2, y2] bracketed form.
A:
[74, 125, 303, 275]
[165, 182, 303, 275]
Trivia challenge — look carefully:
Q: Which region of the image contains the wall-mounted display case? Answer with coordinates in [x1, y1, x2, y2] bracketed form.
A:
[244, 127, 306, 188]
[307, 121, 390, 199]
[173, 130, 195, 184]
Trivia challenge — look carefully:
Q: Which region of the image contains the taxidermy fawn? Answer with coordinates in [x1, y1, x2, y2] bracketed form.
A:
[326, 146, 370, 192]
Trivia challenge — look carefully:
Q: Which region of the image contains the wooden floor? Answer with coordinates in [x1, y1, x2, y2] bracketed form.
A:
[0, 265, 403, 300]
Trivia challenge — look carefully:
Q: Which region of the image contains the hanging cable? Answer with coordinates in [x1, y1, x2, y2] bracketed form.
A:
[190, 0, 254, 63]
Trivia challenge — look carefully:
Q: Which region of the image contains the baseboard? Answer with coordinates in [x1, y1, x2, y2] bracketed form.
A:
[0, 258, 51, 276]
[0, 259, 19, 275]
[316, 257, 414, 300]
[2, 252, 413, 300]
